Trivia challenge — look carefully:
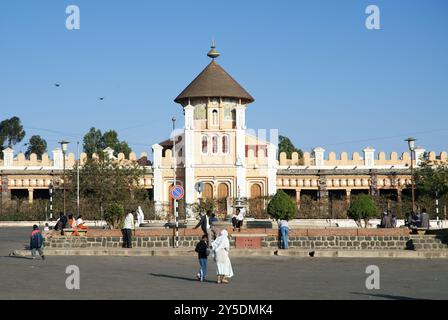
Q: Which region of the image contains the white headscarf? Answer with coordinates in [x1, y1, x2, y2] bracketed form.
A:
[137, 206, 145, 225]
[212, 229, 230, 252]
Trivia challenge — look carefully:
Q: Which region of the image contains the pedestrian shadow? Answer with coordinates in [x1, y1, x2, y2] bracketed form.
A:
[149, 273, 214, 283]
[4, 254, 33, 260]
[350, 292, 429, 300]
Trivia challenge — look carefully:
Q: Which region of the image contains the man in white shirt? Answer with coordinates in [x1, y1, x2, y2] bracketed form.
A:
[122, 211, 135, 248]
[236, 209, 244, 232]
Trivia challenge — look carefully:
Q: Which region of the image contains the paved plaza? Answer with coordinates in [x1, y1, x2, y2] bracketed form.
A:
[1, 228, 448, 300]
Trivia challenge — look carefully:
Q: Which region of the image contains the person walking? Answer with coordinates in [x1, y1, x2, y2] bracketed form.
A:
[279, 219, 290, 249]
[122, 210, 135, 248]
[30, 225, 45, 260]
[195, 235, 209, 282]
[194, 210, 212, 247]
[211, 229, 233, 284]
[209, 213, 219, 240]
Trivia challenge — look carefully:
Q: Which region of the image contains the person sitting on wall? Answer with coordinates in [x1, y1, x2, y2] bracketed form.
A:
[54, 212, 68, 235]
[231, 211, 238, 231]
[235, 209, 244, 232]
[76, 215, 88, 230]
[68, 214, 79, 236]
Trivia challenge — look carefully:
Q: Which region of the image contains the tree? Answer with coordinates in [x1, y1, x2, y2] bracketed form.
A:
[83, 127, 104, 158]
[193, 198, 216, 217]
[278, 135, 303, 158]
[414, 161, 448, 199]
[102, 130, 132, 157]
[25, 135, 47, 159]
[104, 203, 125, 229]
[66, 156, 146, 217]
[347, 194, 378, 227]
[83, 128, 132, 158]
[267, 190, 297, 220]
[0, 117, 26, 148]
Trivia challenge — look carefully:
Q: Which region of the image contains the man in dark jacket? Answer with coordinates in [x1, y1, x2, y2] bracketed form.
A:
[194, 211, 211, 247]
[30, 225, 45, 260]
[54, 212, 68, 235]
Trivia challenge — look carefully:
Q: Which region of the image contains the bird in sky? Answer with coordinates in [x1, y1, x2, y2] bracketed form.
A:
[99, 97, 105, 101]
[54, 83, 61, 87]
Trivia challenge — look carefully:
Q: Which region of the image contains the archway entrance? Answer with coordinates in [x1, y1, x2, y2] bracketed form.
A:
[249, 184, 264, 217]
[217, 183, 229, 219]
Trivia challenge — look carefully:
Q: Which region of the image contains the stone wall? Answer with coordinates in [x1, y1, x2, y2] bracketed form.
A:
[263, 235, 412, 250]
[42, 228, 447, 251]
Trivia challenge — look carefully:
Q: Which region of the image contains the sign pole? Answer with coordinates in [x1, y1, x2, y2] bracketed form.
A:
[172, 117, 178, 248]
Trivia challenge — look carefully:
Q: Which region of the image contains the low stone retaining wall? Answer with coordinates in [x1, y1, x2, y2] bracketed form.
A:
[41, 228, 448, 251]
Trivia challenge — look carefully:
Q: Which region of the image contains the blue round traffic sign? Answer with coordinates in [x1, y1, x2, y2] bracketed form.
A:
[170, 185, 184, 200]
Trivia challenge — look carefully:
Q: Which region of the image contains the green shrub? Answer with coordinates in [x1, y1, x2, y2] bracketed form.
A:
[193, 198, 216, 217]
[347, 194, 378, 227]
[104, 203, 125, 229]
[267, 190, 296, 220]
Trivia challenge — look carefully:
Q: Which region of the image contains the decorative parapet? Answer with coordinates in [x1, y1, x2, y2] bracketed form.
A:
[278, 147, 447, 168]
[0, 147, 149, 170]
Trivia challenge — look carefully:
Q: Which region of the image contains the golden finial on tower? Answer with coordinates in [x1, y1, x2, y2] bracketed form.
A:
[207, 39, 220, 59]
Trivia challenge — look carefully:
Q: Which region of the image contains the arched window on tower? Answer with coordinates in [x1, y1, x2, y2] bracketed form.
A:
[222, 135, 229, 154]
[212, 110, 218, 126]
[201, 135, 208, 154]
[212, 135, 218, 155]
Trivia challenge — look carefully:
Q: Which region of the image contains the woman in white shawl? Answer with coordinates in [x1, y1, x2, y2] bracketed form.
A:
[211, 229, 234, 284]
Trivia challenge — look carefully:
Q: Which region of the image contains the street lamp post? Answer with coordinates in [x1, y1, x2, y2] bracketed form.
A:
[59, 140, 69, 217]
[405, 137, 416, 213]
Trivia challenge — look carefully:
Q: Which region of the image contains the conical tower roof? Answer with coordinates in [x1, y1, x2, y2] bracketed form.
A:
[174, 50, 254, 104]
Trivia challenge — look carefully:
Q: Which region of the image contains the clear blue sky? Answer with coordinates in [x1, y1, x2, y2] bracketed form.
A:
[1, 0, 447, 157]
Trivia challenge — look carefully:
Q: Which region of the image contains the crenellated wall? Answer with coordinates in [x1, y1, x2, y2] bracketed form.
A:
[1, 148, 149, 169]
[278, 148, 448, 168]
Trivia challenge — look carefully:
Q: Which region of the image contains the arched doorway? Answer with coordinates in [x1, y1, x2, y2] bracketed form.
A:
[217, 183, 229, 219]
[203, 183, 213, 200]
[249, 183, 264, 218]
[251, 184, 262, 198]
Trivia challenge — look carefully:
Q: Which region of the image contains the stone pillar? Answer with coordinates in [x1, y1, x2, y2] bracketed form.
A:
[1, 176, 10, 203]
[363, 147, 375, 167]
[397, 188, 402, 203]
[152, 144, 164, 217]
[313, 147, 325, 167]
[414, 147, 426, 166]
[2, 148, 14, 167]
[184, 104, 196, 221]
[346, 189, 351, 203]
[369, 173, 378, 196]
[28, 188, 34, 204]
[295, 189, 301, 208]
[52, 149, 63, 169]
[267, 143, 277, 196]
[235, 104, 247, 198]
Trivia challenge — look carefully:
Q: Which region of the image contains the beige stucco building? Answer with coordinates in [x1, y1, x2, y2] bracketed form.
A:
[1, 45, 447, 218]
